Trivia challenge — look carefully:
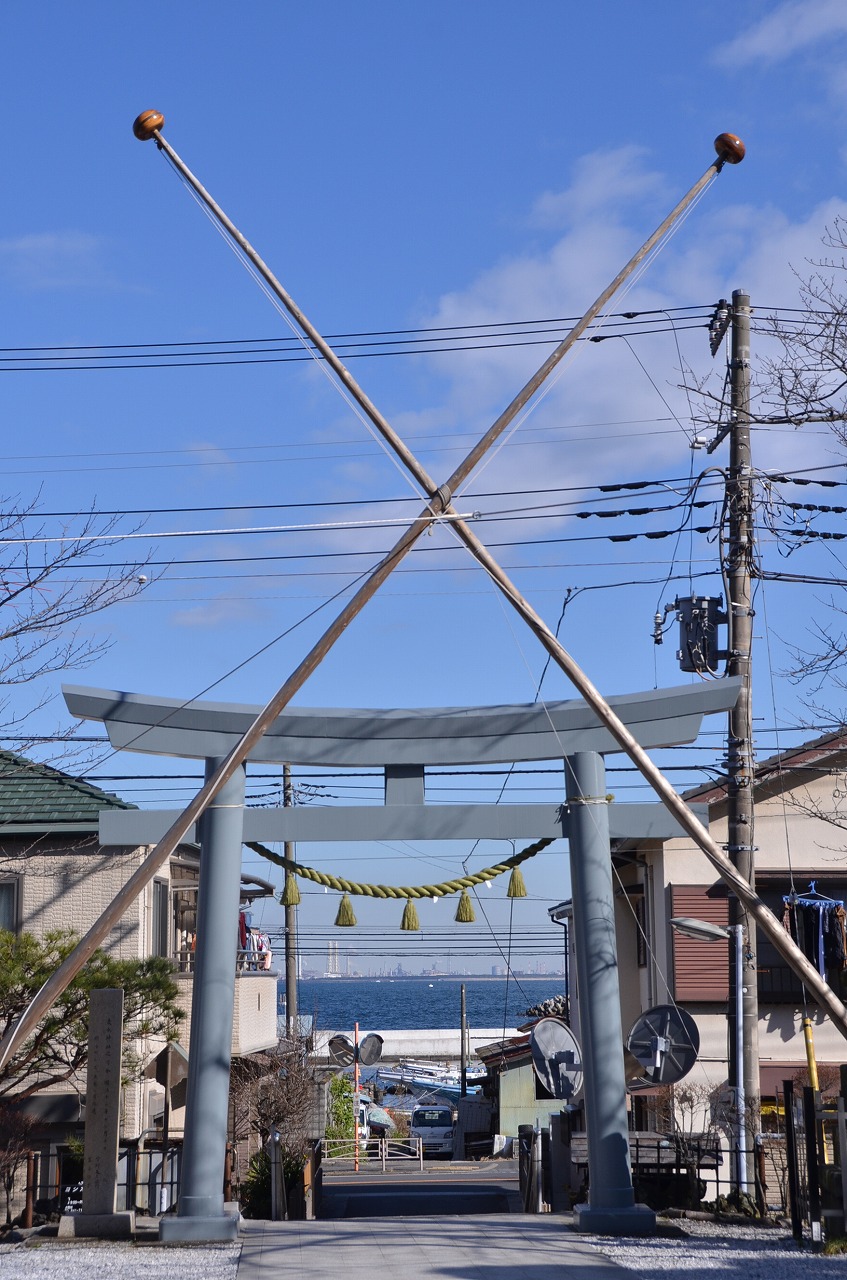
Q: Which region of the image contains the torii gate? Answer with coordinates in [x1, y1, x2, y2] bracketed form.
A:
[66, 678, 741, 1239]
[8, 116, 844, 1239]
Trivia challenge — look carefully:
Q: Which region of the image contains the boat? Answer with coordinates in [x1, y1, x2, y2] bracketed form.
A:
[365, 1102, 396, 1135]
[375, 1058, 486, 1101]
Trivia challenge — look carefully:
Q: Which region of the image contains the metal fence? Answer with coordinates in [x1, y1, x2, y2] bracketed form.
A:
[320, 1136, 424, 1172]
[780, 1078, 847, 1246]
[522, 1122, 782, 1216]
[29, 1141, 184, 1221]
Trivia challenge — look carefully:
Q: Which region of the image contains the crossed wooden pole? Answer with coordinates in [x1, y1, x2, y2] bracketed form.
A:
[3, 117, 842, 1075]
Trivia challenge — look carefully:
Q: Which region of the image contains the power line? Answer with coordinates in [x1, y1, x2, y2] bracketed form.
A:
[0, 499, 722, 548]
[0, 305, 714, 354]
[0, 308, 715, 372]
[29, 527, 727, 571]
[15, 469, 712, 515]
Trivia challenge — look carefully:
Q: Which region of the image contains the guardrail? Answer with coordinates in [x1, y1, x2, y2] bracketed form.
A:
[321, 1136, 424, 1172]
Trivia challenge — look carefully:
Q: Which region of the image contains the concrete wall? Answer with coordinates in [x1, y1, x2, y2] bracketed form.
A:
[173, 970, 279, 1057]
[311, 1027, 518, 1063]
[2, 837, 200, 1143]
[1, 836, 161, 1140]
[4, 836, 146, 961]
[233, 972, 279, 1055]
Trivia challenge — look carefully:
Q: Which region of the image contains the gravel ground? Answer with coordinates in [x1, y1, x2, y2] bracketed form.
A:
[2, 1219, 847, 1279]
[0, 1241, 242, 1278]
[584, 1219, 847, 1278]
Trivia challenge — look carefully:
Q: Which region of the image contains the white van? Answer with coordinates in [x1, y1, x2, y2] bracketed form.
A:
[357, 1099, 370, 1144]
[410, 1104, 455, 1157]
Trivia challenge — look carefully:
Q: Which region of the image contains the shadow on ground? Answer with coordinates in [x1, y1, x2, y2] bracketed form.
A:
[318, 1163, 520, 1219]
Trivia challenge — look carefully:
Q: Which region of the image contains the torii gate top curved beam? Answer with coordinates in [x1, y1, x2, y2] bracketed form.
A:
[64, 679, 742, 766]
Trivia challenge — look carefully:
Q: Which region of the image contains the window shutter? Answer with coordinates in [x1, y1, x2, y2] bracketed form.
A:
[670, 884, 730, 1001]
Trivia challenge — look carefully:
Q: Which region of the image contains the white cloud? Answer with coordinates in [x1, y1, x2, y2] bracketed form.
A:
[530, 146, 666, 229]
[713, 0, 847, 68]
[0, 231, 123, 292]
[408, 155, 847, 503]
[184, 442, 237, 471]
[171, 595, 264, 629]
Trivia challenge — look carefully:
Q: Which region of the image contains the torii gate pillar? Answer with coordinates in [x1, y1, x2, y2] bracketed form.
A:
[160, 758, 245, 1244]
[566, 751, 655, 1234]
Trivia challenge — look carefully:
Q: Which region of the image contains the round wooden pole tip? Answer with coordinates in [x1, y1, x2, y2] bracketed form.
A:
[714, 132, 745, 164]
[133, 110, 165, 141]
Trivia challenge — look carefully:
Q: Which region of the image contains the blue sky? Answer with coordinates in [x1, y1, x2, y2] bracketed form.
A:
[5, 1, 847, 975]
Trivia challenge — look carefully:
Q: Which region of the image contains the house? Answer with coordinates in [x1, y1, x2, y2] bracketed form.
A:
[0, 749, 279, 1215]
[567, 728, 847, 1129]
[474, 1029, 552, 1140]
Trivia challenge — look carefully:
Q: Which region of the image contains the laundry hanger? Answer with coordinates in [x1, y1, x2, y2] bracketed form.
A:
[784, 880, 845, 908]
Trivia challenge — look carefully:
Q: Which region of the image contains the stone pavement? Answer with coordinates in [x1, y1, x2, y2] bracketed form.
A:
[237, 1215, 630, 1280]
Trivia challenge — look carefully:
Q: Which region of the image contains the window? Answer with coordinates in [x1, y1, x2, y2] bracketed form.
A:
[0, 878, 19, 934]
[412, 1109, 452, 1128]
[151, 879, 169, 958]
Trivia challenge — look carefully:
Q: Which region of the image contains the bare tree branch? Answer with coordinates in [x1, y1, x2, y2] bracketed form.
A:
[0, 495, 154, 756]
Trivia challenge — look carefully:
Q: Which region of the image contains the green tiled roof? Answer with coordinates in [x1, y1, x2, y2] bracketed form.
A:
[0, 750, 135, 828]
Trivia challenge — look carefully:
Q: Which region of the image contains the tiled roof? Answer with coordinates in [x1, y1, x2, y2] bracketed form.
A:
[682, 725, 847, 807]
[0, 750, 135, 828]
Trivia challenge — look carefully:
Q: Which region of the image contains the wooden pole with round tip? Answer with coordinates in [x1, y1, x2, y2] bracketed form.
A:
[121, 119, 847, 1042]
[714, 132, 746, 165]
[132, 112, 744, 510]
[0, 122, 754, 1079]
[133, 110, 165, 141]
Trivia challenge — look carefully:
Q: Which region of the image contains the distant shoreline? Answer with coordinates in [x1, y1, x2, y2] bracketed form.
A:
[298, 974, 564, 983]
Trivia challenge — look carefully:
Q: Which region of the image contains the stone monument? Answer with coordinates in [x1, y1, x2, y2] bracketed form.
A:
[58, 987, 134, 1238]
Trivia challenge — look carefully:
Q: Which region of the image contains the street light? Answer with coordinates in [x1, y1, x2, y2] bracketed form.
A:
[670, 916, 747, 1195]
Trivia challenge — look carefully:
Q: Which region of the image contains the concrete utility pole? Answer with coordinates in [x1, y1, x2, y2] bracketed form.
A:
[726, 289, 760, 1181]
[460, 983, 468, 1098]
[283, 763, 299, 1041]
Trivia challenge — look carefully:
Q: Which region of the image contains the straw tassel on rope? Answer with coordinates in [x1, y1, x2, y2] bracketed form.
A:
[400, 898, 420, 931]
[281, 870, 301, 907]
[507, 866, 527, 899]
[334, 893, 357, 927]
[455, 890, 476, 923]
[247, 835, 552, 900]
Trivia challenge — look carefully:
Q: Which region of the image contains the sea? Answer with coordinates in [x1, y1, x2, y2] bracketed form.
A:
[282, 975, 566, 1033]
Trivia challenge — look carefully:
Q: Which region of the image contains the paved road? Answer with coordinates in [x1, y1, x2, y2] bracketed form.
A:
[319, 1159, 522, 1218]
[239, 1215, 631, 1280]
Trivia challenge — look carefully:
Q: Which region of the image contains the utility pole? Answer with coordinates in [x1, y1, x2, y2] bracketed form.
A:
[283, 763, 299, 1041]
[726, 288, 759, 1185]
[460, 983, 468, 1098]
